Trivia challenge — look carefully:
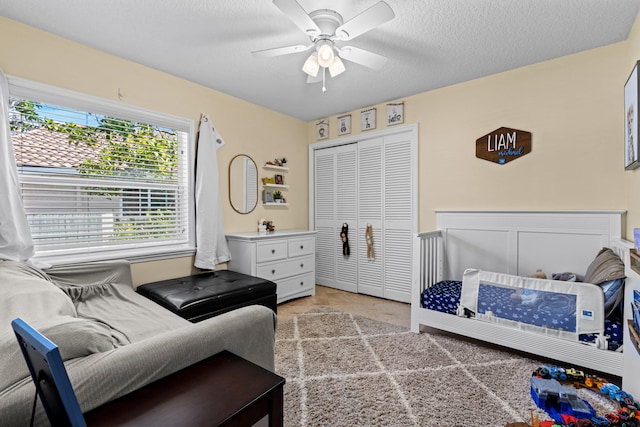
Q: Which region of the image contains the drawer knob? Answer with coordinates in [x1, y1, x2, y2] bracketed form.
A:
[300, 281, 304, 286]
[271, 249, 275, 254]
[271, 269, 276, 274]
[300, 263, 304, 268]
[300, 245, 304, 249]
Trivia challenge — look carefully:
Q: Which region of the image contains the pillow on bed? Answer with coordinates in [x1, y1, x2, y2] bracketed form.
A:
[583, 248, 625, 318]
[600, 278, 625, 318]
[583, 247, 625, 285]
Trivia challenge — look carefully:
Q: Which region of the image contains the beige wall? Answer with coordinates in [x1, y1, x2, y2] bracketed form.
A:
[3, 14, 640, 284]
[0, 17, 308, 285]
[626, 14, 640, 241]
[311, 39, 632, 236]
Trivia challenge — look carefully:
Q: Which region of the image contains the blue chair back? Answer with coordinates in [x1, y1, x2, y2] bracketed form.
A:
[11, 318, 87, 427]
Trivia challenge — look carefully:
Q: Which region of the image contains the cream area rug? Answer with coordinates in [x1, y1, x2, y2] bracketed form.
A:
[274, 307, 616, 427]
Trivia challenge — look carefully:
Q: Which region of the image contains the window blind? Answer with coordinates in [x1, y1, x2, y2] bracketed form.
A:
[8, 91, 192, 259]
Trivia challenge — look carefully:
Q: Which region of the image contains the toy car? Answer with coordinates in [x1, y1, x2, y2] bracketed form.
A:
[605, 413, 620, 423]
[590, 415, 611, 426]
[565, 368, 585, 382]
[600, 383, 620, 397]
[534, 366, 567, 381]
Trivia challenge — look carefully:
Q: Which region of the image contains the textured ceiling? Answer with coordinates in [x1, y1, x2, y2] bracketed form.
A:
[2, 0, 640, 121]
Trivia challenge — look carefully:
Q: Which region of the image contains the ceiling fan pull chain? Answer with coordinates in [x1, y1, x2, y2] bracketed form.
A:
[322, 67, 327, 93]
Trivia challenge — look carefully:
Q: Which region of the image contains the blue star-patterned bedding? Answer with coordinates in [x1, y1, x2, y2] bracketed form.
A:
[420, 280, 622, 351]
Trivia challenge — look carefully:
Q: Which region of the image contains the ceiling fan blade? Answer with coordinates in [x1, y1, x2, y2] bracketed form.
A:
[273, 0, 321, 37]
[335, 1, 395, 41]
[337, 46, 387, 70]
[252, 44, 313, 58]
[306, 73, 322, 84]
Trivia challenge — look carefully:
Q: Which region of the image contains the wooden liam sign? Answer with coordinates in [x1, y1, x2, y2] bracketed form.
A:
[476, 127, 532, 165]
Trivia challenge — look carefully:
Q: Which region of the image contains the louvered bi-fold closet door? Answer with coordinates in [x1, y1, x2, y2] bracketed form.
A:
[314, 143, 358, 292]
[312, 127, 416, 302]
[382, 132, 415, 302]
[357, 138, 384, 298]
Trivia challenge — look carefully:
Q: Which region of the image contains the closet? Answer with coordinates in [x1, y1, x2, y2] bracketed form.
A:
[309, 125, 417, 303]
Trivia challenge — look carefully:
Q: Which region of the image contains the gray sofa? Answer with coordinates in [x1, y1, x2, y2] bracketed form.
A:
[0, 259, 276, 426]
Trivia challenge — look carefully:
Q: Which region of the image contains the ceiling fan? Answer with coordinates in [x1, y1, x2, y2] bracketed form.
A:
[252, 0, 395, 92]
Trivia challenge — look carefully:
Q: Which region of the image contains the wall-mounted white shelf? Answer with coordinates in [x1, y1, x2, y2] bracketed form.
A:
[263, 165, 289, 172]
[262, 162, 289, 207]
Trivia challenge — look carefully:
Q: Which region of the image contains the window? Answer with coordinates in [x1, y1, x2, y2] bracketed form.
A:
[7, 77, 194, 263]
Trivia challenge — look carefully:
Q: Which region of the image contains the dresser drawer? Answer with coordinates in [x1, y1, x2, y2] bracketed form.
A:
[256, 240, 288, 262]
[257, 255, 314, 281]
[288, 237, 315, 258]
[277, 273, 315, 300]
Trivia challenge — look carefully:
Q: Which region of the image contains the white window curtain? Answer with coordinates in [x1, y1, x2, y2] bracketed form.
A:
[0, 70, 34, 262]
[194, 115, 231, 270]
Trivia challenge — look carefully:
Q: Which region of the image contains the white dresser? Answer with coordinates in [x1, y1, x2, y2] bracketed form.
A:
[226, 230, 317, 304]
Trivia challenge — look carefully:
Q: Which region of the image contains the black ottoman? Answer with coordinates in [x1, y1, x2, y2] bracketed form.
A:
[137, 270, 277, 322]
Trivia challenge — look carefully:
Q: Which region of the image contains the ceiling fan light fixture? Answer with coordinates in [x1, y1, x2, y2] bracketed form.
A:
[317, 41, 335, 68]
[328, 56, 345, 77]
[259, 0, 395, 93]
[302, 53, 320, 77]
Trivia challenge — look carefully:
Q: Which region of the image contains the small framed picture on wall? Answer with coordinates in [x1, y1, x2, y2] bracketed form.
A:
[337, 114, 351, 136]
[386, 102, 404, 126]
[316, 120, 329, 140]
[360, 108, 376, 131]
[625, 60, 640, 170]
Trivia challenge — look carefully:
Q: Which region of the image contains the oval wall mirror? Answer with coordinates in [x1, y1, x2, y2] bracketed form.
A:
[229, 154, 258, 214]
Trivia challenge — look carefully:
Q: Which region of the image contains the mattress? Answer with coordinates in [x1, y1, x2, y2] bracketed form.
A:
[421, 280, 622, 351]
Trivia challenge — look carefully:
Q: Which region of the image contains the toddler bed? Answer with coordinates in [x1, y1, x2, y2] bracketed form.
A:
[410, 210, 631, 376]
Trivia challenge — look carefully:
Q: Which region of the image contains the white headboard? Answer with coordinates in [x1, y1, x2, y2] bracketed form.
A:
[436, 210, 626, 281]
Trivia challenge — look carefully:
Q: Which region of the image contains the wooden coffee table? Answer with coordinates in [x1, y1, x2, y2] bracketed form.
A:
[84, 350, 285, 426]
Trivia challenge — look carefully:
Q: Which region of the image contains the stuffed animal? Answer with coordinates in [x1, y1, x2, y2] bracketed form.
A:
[257, 218, 275, 233]
[551, 272, 577, 282]
[531, 269, 547, 279]
[340, 223, 350, 256]
[365, 224, 374, 260]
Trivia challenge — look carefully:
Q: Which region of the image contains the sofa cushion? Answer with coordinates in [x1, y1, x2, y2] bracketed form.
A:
[0, 260, 76, 338]
[0, 316, 116, 392]
[36, 316, 116, 358]
[59, 281, 190, 344]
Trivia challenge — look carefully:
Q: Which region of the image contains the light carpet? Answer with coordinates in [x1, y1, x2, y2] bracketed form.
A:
[274, 307, 616, 427]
